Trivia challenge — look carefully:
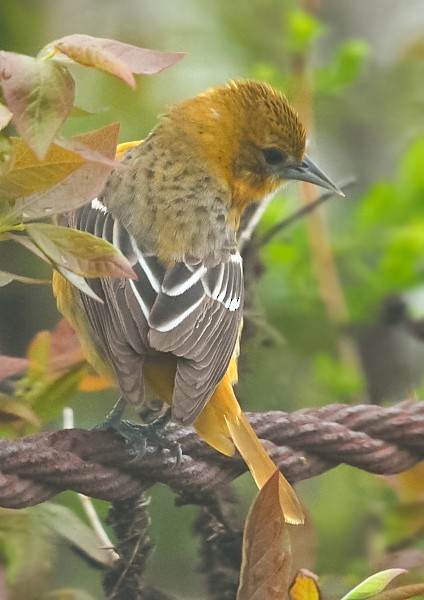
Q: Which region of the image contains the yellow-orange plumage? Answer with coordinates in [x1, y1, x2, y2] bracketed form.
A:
[53, 79, 342, 525]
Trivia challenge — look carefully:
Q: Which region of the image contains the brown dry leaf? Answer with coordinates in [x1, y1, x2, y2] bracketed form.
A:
[0, 51, 75, 159]
[47, 34, 185, 87]
[289, 570, 321, 600]
[237, 471, 292, 600]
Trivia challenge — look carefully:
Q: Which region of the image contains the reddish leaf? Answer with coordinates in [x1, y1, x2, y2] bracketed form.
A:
[0, 103, 12, 131]
[237, 471, 292, 600]
[25, 222, 137, 280]
[43, 319, 85, 375]
[46, 34, 185, 87]
[0, 51, 75, 159]
[1, 122, 119, 223]
[0, 356, 28, 381]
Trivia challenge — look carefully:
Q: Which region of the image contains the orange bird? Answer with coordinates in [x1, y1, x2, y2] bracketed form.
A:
[53, 80, 342, 524]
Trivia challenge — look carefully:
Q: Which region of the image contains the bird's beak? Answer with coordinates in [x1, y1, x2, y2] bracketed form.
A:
[281, 153, 345, 197]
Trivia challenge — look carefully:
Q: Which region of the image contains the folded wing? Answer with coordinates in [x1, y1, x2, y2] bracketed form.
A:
[60, 198, 244, 424]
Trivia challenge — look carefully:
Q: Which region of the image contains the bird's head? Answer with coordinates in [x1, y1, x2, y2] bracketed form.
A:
[161, 79, 343, 216]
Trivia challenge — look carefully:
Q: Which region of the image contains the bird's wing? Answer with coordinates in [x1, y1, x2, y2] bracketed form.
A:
[61, 199, 243, 424]
[147, 253, 243, 424]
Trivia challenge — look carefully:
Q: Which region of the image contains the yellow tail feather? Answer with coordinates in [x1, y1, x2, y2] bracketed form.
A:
[194, 370, 304, 525]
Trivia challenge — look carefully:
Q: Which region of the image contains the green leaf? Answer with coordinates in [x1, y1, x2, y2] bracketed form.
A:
[316, 39, 369, 94]
[372, 583, 424, 600]
[29, 362, 85, 423]
[340, 569, 407, 600]
[0, 506, 57, 599]
[0, 52, 75, 159]
[286, 10, 325, 53]
[56, 265, 104, 303]
[0, 503, 112, 600]
[39, 503, 114, 566]
[25, 222, 136, 280]
[0, 397, 40, 427]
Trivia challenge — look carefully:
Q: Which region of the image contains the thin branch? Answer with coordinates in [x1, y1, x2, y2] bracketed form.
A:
[257, 177, 356, 248]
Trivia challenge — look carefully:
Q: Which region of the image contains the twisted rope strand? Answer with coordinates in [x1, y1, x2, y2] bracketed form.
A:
[0, 402, 423, 509]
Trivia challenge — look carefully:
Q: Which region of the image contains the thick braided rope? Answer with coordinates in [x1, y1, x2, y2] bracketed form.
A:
[0, 401, 423, 508]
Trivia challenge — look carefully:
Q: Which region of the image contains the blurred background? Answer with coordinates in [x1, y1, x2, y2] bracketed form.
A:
[0, 0, 424, 598]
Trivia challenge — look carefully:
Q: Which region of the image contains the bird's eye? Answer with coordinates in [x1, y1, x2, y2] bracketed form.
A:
[261, 147, 287, 166]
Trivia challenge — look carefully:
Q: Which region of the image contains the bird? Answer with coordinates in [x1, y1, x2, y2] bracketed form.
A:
[53, 79, 343, 525]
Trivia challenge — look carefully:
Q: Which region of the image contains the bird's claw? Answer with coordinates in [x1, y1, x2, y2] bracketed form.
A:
[93, 399, 182, 469]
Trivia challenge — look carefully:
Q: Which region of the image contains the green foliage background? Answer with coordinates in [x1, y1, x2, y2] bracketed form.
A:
[0, 0, 424, 599]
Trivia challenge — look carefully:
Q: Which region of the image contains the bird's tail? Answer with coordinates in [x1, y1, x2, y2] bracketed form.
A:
[193, 367, 304, 525]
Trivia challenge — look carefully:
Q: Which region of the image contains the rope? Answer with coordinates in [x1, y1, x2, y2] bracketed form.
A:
[0, 401, 423, 509]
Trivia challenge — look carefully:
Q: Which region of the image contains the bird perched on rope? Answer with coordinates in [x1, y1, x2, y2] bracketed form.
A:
[53, 79, 343, 525]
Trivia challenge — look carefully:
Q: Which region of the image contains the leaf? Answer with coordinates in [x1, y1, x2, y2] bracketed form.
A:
[386, 463, 424, 503]
[0, 122, 119, 223]
[289, 570, 321, 600]
[25, 320, 84, 382]
[372, 584, 424, 600]
[0, 503, 112, 600]
[0, 397, 40, 426]
[340, 570, 407, 600]
[0, 51, 75, 159]
[316, 40, 369, 95]
[49, 589, 99, 600]
[30, 363, 85, 423]
[0, 355, 28, 380]
[287, 10, 325, 53]
[46, 34, 185, 88]
[0, 137, 85, 202]
[236, 471, 292, 600]
[0, 270, 50, 286]
[55, 265, 104, 303]
[32, 319, 85, 376]
[25, 222, 136, 280]
[40, 503, 114, 566]
[0, 102, 12, 131]
[0, 506, 57, 599]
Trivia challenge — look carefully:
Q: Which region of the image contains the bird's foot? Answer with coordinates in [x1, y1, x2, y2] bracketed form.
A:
[94, 399, 182, 468]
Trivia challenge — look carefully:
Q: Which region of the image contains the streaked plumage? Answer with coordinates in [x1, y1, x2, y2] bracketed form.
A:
[54, 79, 342, 524]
